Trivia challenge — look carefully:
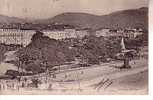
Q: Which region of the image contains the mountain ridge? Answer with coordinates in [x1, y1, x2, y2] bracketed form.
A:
[0, 7, 148, 30]
[0, 15, 26, 23]
[35, 7, 148, 30]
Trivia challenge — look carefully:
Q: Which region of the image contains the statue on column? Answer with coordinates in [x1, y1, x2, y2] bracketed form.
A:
[120, 37, 132, 69]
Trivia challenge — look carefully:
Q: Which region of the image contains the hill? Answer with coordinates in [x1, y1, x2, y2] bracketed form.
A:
[0, 15, 25, 24]
[37, 7, 148, 30]
[0, 7, 148, 30]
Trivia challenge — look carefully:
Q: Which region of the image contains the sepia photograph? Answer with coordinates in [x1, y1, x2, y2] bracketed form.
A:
[0, 0, 148, 95]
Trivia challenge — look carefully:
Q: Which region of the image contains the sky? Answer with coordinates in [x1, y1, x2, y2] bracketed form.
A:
[0, 0, 148, 19]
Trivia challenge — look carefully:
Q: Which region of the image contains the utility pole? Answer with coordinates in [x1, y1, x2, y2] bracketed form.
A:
[17, 31, 23, 90]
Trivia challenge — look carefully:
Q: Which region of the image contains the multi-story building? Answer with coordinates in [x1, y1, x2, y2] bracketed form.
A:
[43, 29, 77, 40]
[123, 29, 143, 38]
[95, 28, 110, 37]
[0, 29, 35, 47]
[75, 29, 89, 38]
[95, 28, 144, 38]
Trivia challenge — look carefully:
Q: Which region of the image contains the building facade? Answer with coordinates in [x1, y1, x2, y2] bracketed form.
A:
[0, 29, 35, 47]
[95, 28, 144, 38]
